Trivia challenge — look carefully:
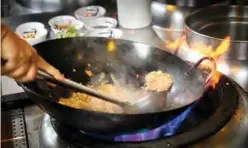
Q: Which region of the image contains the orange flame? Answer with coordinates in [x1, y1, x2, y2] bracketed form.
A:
[165, 36, 184, 52]
[209, 70, 221, 89]
[85, 70, 94, 77]
[210, 36, 231, 59]
[164, 26, 185, 52]
[190, 36, 231, 88]
[167, 5, 177, 11]
[190, 41, 213, 55]
[198, 36, 230, 88]
[107, 40, 117, 53]
[165, 30, 231, 88]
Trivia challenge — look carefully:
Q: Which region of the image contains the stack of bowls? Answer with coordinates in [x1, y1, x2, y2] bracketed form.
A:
[74, 5, 122, 38]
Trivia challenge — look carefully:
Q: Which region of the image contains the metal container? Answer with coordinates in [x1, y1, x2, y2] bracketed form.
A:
[156, 0, 227, 7]
[117, 0, 152, 29]
[16, 0, 95, 12]
[185, 6, 248, 60]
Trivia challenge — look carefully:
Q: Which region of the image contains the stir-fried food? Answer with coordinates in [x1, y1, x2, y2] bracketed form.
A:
[57, 70, 173, 113]
[145, 70, 173, 92]
[58, 83, 129, 113]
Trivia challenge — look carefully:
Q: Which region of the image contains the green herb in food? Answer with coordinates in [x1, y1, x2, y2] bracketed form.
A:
[55, 26, 80, 39]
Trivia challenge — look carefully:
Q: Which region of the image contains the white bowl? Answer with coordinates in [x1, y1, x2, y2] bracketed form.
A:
[85, 28, 123, 38]
[85, 17, 117, 31]
[48, 15, 84, 34]
[15, 22, 48, 45]
[74, 6, 106, 25]
[48, 15, 76, 27]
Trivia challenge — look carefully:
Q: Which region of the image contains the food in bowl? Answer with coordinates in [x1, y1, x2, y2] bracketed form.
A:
[48, 15, 84, 35]
[55, 26, 80, 39]
[52, 23, 71, 31]
[15, 22, 48, 45]
[22, 28, 37, 39]
[54, 70, 173, 113]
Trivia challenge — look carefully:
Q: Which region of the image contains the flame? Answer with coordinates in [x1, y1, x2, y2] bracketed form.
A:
[208, 71, 221, 89]
[210, 36, 231, 59]
[165, 37, 184, 52]
[165, 29, 231, 88]
[164, 26, 185, 52]
[190, 41, 213, 55]
[107, 40, 116, 52]
[167, 5, 177, 11]
[193, 36, 230, 88]
[85, 70, 94, 77]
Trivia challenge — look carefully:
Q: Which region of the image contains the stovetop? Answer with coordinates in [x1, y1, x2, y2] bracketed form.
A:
[1, 77, 248, 148]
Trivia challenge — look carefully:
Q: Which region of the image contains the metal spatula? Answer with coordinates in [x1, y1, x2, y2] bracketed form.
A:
[37, 70, 166, 113]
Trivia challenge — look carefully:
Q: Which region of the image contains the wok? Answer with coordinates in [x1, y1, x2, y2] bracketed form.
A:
[19, 37, 215, 133]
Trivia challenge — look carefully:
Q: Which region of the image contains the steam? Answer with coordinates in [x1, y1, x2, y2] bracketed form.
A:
[88, 65, 146, 104]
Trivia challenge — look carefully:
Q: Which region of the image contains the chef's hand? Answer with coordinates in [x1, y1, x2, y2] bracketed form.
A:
[1, 23, 64, 82]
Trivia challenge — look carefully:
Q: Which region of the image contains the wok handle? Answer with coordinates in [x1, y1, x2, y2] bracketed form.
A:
[37, 70, 130, 106]
[192, 57, 217, 84]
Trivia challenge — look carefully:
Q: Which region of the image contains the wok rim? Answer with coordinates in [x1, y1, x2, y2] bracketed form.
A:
[185, 5, 248, 43]
[19, 37, 204, 116]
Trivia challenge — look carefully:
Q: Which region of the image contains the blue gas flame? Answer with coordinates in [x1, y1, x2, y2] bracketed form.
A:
[82, 105, 194, 142]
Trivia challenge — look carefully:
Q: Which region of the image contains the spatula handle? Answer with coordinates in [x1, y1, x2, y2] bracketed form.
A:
[37, 70, 129, 106]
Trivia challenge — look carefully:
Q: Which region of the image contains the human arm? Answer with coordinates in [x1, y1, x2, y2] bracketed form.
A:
[1, 23, 64, 82]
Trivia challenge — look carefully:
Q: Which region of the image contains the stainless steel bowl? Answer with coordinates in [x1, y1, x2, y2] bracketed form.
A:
[185, 5, 248, 60]
[16, 0, 95, 12]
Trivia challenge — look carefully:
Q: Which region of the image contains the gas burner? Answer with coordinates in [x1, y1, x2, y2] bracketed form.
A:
[80, 106, 192, 142]
[39, 75, 243, 148]
[58, 106, 193, 142]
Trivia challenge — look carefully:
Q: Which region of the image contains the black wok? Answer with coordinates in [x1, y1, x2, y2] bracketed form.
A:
[19, 37, 215, 133]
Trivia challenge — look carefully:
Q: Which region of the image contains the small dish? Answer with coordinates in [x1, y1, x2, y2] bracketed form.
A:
[85, 17, 117, 31]
[48, 15, 84, 34]
[15, 22, 48, 45]
[74, 6, 106, 25]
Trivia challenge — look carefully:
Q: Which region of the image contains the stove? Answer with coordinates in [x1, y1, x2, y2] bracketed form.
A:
[1, 1, 248, 148]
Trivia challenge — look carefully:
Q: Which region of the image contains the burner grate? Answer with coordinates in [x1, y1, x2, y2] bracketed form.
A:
[1, 109, 29, 148]
[1, 93, 34, 148]
[11, 109, 28, 148]
[11, 109, 27, 148]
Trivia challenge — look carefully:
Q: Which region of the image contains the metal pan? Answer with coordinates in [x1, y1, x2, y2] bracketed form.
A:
[185, 5, 248, 60]
[19, 37, 215, 133]
[156, 0, 226, 7]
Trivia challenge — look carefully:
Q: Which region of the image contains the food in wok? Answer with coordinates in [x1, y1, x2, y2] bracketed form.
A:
[57, 70, 173, 113]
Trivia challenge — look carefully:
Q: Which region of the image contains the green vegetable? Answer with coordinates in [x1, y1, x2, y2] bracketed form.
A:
[55, 26, 80, 39]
